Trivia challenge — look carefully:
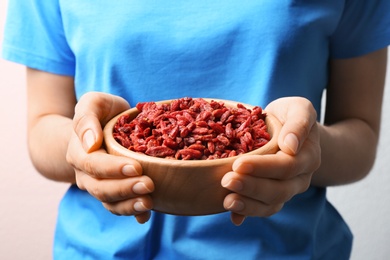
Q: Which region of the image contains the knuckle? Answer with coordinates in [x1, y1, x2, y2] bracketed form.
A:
[102, 203, 120, 216]
[74, 172, 85, 190]
[312, 147, 322, 171]
[298, 173, 312, 193]
[82, 157, 94, 174]
[76, 92, 98, 109]
[117, 185, 132, 200]
[65, 150, 73, 165]
[295, 98, 317, 134]
[90, 185, 108, 202]
[281, 156, 299, 179]
[304, 143, 321, 173]
[302, 118, 312, 135]
[268, 187, 292, 205]
[82, 156, 101, 178]
[65, 148, 81, 171]
[299, 97, 316, 114]
[72, 114, 92, 141]
[73, 92, 104, 131]
[263, 203, 284, 217]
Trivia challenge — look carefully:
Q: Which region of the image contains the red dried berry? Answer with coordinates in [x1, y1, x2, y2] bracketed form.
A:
[113, 98, 270, 160]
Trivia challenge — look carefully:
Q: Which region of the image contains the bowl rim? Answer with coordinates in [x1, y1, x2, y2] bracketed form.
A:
[103, 98, 280, 167]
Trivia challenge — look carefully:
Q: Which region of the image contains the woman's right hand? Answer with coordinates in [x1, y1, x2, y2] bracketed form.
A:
[66, 92, 155, 224]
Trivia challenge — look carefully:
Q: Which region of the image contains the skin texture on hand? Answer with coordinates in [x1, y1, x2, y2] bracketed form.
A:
[222, 97, 321, 225]
[67, 92, 155, 224]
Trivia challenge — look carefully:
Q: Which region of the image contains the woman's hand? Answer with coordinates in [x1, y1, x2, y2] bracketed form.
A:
[222, 97, 321, 225]
[66, 92, 155, 224]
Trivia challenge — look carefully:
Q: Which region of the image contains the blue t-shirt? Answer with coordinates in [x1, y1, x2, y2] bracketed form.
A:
[3, 1, 390, 259]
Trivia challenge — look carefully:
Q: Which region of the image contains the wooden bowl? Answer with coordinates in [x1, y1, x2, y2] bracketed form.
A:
[103, 99, 281, 216]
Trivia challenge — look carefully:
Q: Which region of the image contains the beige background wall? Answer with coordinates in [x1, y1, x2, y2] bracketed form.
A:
[1, 1, 389, 259]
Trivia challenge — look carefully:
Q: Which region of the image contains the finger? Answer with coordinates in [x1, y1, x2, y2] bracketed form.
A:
[67, 132, 143, 179]
[230, 212, 246, 226]
[135, 211, 152, 224]
[73, 148, 143, 179]
[232, 118, 321, 180]
[278, 101, 317, 155]
[221, 170, 311, 205]
[102, 196, 153, 217]
[232, 152, 318, 180]
[224, 193, 284, 217]
[76, 171, 154, 203]
[73, 92, 130, 152]
[265, 97, 317, 155]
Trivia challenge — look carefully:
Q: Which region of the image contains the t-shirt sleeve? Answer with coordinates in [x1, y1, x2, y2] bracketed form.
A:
[330, 0, 390, 59]
[2, 0, 75, 76]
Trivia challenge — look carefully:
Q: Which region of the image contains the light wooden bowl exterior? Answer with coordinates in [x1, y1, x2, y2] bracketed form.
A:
[103, 99, 281, 215]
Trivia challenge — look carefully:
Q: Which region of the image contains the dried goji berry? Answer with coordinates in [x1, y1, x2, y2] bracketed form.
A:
[113, 98, 270, 160]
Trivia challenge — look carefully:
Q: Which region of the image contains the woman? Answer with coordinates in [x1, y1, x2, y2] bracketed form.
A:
[3, 1, 390, 259]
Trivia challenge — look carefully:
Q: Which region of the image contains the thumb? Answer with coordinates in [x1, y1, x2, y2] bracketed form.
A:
[73, 92, 130, 153]
[266, 97, 317, 155]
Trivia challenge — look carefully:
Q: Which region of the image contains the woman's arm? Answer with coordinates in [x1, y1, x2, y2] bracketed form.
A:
[312, 48, 388, 186]
[222, 48, 387, 225]
[27, 69, 154, 223]
[26, 68, 77, 183]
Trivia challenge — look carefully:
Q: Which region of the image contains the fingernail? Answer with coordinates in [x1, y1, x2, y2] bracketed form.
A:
[133, 182, 152, 194]
[134, 201, 148, 212]
[122, 165, 139, 177]
[284, 133, 299, 154]
[83, 129, 96, 152]
[221, 179, 243, 192]
[227, 200, 245, 211]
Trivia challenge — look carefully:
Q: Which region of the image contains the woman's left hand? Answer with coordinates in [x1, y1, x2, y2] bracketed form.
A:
[221, 97, 321, 225]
